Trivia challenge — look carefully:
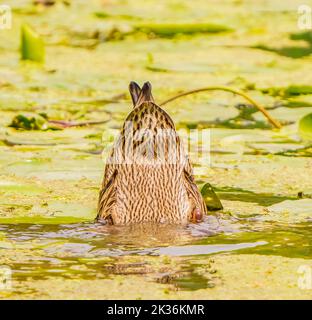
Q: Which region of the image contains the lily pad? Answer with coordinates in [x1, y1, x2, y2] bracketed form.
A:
[0, 181, 45, 195]
[261, 85, 312, 97]
[254, 107, 312, 123]
[9, 113, 49, 130]
[201, 183, 223, 211]
[173, 102, 239, 126]
[30, 201, 96, 220]
[3, 127, 96, 145]
[21, 24, 45, 63]
[134, 22, 232, 37]
[147, 62, 217, 73]
[267, 199, 312, 223]
[299, 113, 312, 141]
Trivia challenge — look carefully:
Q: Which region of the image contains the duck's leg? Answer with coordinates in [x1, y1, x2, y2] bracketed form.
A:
[183, 164, 207, 223]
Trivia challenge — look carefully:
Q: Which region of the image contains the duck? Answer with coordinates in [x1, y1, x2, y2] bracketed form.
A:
[96, 81, 207, 224]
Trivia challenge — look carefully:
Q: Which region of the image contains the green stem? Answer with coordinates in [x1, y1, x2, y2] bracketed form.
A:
[160, 86, 282, 129]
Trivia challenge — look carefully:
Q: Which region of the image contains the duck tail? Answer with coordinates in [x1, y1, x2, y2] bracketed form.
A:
[129, 81, 154, 107]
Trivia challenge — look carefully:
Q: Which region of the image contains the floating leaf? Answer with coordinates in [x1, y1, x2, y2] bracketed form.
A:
[94, 11, 141, 20]
[9, 113, 48, 130]
[254, 106, 312, 124]
[285, 85, 312, 96]
[157, 241, 267, 256]
[201, 183, 223, 211]
[21, 24, 45, 62]
[147, 62, 217, 73]
[299, 113, 312, 141]
[135, 22, 232, 37]
[261, 85, 312, 97]
[30, 201, 96, 220]
[0, 181, 45, 195]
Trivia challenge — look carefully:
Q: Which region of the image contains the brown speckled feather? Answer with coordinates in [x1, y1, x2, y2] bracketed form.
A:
[97, 82, 207, 224]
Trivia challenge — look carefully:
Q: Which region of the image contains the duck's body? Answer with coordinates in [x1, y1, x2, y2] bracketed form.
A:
[97, 82, 207, 225]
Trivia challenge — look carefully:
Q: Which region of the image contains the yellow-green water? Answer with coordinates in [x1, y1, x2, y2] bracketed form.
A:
[0, 0, 312, 299]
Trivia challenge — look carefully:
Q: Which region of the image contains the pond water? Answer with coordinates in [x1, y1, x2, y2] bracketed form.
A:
[0, 216, 311, 298]
[0, 0, 312, 299]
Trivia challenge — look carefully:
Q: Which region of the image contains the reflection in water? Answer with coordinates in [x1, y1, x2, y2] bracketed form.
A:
[156, 241, 267, 256]
[0, 216, 311, 294]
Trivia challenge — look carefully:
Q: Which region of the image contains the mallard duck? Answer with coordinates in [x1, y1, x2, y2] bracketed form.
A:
[96, 81, 207, 224]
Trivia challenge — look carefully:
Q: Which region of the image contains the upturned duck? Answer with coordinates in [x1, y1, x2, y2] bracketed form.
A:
[96, 81, 207, 224]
